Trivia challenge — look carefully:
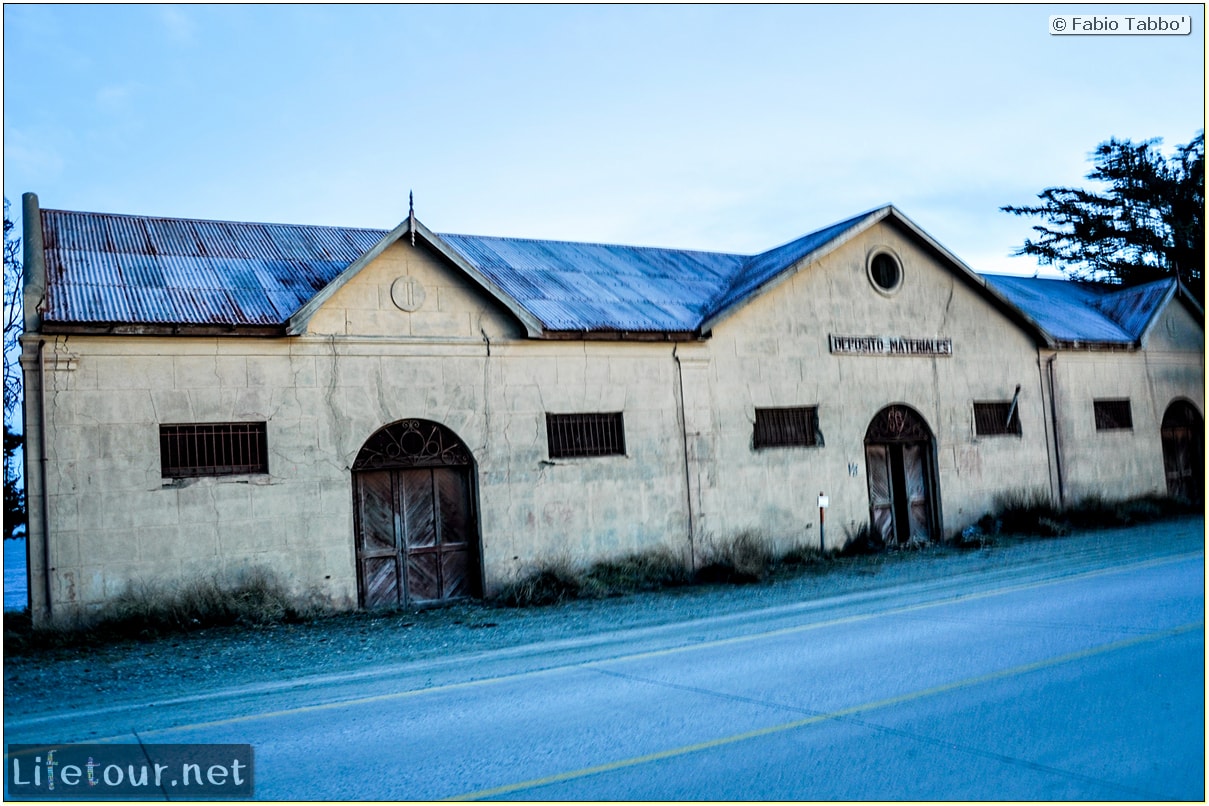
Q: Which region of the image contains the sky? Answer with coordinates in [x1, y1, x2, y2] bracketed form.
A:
[2, 3, 1205, 277]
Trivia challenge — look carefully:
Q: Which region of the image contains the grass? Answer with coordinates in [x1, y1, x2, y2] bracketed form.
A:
[583, 546, 694, 596]
[695, 532, 776, 583]
[496, 532, 831, 607]
[4, 566, 323, 653]
[7, 491, 1200, 641]
[987, 491, 1198, 538]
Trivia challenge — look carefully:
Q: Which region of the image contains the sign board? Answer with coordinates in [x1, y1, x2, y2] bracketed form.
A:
[829, 334, 953, 357]
[817, 495, 829, 509]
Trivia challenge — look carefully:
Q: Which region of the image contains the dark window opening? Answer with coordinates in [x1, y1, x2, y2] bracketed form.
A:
[974, 401, 1022, 436]
[754, 406, 820, 449]
[869, 252, 902, 292]
[161, 422, 269, 478]
[1094, 399, 1133, 431]
[546, 413, 626, 459]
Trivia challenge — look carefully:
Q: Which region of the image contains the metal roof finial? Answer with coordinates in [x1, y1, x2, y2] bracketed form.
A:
[408, 191, 415, 246]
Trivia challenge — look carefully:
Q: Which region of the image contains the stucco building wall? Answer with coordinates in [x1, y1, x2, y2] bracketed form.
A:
[688, 225, 1056, 548]
[20, 217, 1205, 625]
[1045, 302, 1205, 504]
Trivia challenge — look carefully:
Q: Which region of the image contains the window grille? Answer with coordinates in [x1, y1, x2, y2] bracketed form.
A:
[973, 401, 1022, 436]
[160, 422, 269, 478]
[546, 413, 626, 459]
[1094, 399, 1133, 431]
[754, 406, 819, 449]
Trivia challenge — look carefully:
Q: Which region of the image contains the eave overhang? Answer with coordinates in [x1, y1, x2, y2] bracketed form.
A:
[39, 321, 288, 338]
[538, 329, 703, 342]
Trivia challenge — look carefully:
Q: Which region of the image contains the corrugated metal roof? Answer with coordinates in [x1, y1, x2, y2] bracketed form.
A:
[38, 205, 1181, 345]
[41, 209, 388, 327]
[707, 209, 880, 318]
[983, 275, 1175, 345]
[440, 233, 743, 332]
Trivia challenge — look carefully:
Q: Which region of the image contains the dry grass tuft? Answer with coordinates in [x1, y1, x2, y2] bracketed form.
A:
[583, 547, 692, 597]
[4, 566, 325, 651]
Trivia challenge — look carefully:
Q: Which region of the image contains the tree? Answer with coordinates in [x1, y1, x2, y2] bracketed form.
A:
[1002, 131, 1204, 303]
[3, 198, 25, 540]
[4, 424, 24, 541]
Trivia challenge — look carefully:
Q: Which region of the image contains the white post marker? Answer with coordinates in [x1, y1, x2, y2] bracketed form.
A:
[817, 492, 829, 552]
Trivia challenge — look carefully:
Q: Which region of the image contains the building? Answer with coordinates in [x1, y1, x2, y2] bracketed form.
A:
[19, 193, 1204, 625]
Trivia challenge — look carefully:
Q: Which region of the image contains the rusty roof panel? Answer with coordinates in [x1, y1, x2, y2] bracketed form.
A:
[39, 206, 1177, 344]
[40, 209, 389, 328]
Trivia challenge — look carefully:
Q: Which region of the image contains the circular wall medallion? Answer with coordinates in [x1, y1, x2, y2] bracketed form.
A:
[867, 249, 903, 295]
[390, 276, 427, 312]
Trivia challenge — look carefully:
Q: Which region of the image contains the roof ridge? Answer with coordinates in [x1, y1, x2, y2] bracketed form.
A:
[42, 207, 391, 234]
[440, 231, 748, 258]
[1085, 277, 1178, 338]
[701, 206, 890, 323]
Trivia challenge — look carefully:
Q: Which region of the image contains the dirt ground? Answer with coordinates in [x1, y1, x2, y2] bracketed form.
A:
[4, 516, 1203, 722]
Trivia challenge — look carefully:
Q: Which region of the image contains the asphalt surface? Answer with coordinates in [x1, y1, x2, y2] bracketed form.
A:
[4, 517, 1203, 800]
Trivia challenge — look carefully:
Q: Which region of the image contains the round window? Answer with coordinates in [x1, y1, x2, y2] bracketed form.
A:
[868, 251, 902, 293]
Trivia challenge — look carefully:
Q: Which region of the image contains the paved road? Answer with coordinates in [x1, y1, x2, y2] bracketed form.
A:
[6, 530, 1204, 800]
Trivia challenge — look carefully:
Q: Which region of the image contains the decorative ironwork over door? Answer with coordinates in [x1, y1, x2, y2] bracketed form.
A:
[352, 420, 480, 607]
[864, 406, 937, 545]
[1161, 401, 1203, 504]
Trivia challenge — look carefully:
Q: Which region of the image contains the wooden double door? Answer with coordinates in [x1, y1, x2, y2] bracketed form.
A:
[1161, 401, 1204, 504]
[865, 406, 937, 545]
[352, 419, 481, 608]
[355, 467, 479, 607]
[866, 442, 933, 544]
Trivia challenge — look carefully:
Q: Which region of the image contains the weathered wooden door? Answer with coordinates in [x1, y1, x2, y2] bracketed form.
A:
[1161, 402, 1204, 504]
[866, 444, 895, 543]
[352, 420, 480, 608]
[355, 470, 403, 607]
[902, 443, 932, 542]
[865, 406, 937, 545]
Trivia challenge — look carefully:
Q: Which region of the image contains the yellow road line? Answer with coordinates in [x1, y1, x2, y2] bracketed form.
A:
[445, 620, 1204, 801]
[83, 550, 1200, 742]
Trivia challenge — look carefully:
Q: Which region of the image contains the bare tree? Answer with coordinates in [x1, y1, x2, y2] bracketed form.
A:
[3, 199, 21, 419]
[3, 198, 26, 539]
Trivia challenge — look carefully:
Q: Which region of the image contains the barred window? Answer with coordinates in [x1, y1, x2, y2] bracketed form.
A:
[974, 401, 1022, 436]
[754, 406, 820, 449]
[160, 422, 269, 478]
[1094, 399, 1133, 431]
[546, 413, 626, 459]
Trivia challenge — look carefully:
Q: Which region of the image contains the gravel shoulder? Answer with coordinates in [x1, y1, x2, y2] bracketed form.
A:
[4, 516, 1203, 722]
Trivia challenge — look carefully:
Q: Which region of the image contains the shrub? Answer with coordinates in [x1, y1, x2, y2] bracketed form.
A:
[994, 490, 1060, 535]
[839, 522, 885, 556]
[1035, 516, 1071, 537]
[779, 541, 827, 567]
[951, 523, 994, 549]
[98, 566, 314, 640]
[992, 490, 1197, 537]
[583, 547, 692, 596]
[496, 558, 581, 607]
[695, 531, 775, 583]
[4, 566, 323, 651]
[1066, 494, 1192, 528]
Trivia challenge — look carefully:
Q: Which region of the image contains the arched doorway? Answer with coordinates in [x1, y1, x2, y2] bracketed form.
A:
[1160, 401, 1204, 504]
[352, 419, 482, 607]
[865, 405, 939, 545]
